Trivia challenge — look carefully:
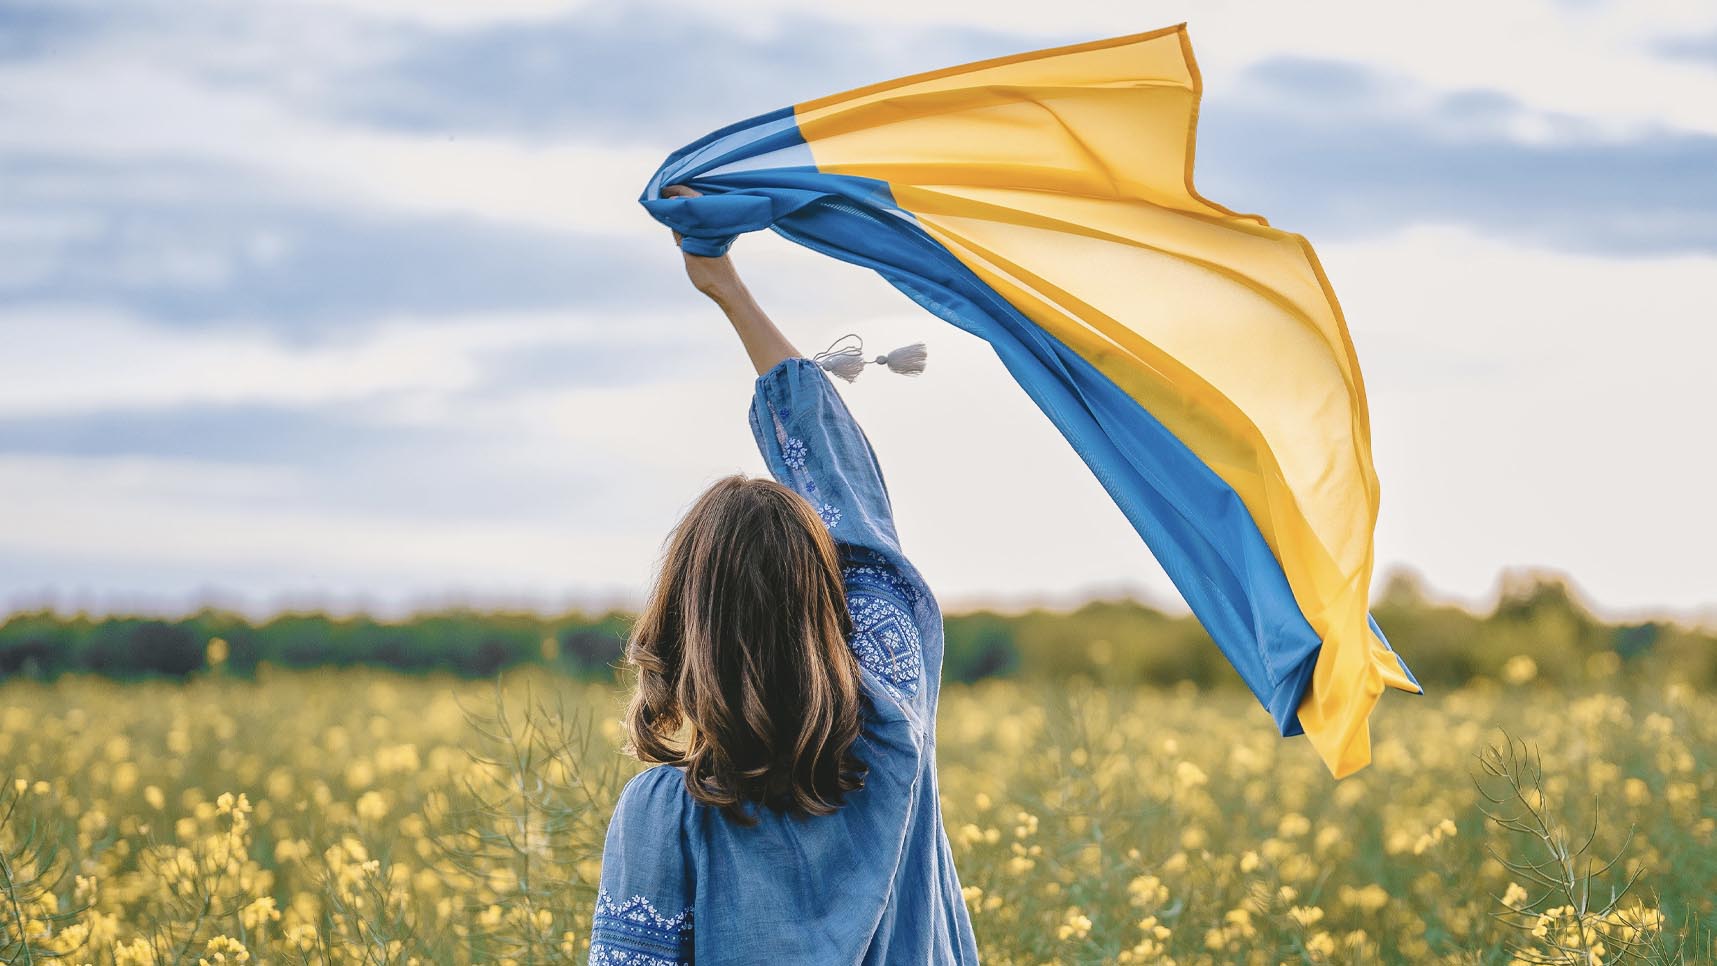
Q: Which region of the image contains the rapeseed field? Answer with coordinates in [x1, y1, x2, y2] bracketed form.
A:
[1, 667, 1710, 964]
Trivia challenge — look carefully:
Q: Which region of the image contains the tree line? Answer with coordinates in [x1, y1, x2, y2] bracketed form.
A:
[0, 569, 1709, 689]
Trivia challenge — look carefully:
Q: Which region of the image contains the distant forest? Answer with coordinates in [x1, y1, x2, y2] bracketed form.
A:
[1, 570, 1710, 689]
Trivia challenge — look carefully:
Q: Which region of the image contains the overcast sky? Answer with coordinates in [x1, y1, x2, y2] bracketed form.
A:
[3, 0, 1714, 622]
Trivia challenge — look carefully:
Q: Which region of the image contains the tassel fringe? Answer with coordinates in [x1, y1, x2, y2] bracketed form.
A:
[813, 334, 928, 382]
[877, 342, 927, 376]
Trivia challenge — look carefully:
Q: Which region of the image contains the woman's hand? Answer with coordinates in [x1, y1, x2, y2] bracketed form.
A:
[662, 184, 742, 303]
[659, 184, 797, 374]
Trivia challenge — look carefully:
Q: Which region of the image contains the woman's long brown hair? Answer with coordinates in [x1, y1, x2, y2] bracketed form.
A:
[622, 474, 868, 826]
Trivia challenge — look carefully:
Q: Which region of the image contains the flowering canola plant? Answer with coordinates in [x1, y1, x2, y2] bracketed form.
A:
[0, 669, 1710, 964]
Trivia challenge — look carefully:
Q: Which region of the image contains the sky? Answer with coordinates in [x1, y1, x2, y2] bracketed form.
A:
[2, 0, 1715, 623]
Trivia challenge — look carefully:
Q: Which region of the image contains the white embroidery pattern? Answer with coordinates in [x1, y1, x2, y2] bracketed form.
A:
[589, 949, 686, 966]
[782, 436, 809, 470]
[846, 591, 922, 696]
[817, 502, 842, 529]
[588, 889, 692, 965]
[842, 561, 922, 604]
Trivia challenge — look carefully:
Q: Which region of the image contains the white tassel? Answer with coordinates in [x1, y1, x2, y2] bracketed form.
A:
[816, 350, 867, 382]
[876, 342, 927, 376]
[813, 333, 928, 381]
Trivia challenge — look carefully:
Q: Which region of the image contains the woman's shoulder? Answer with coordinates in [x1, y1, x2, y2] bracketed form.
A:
[616, 763, 692, 821]
[593, 764, 697, 961]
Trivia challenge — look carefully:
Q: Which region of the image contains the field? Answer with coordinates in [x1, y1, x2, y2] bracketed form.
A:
[1, 669, 1711, 964]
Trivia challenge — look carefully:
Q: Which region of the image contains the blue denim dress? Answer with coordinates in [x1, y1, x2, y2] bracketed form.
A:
[587, 356, 981, 964]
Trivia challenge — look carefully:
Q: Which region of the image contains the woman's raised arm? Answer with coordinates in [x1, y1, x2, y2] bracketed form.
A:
[659, 185, 932, 705]
[662, 184, 797, 376]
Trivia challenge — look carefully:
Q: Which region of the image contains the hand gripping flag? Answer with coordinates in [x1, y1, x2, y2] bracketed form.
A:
[639, 23, 1420, 777]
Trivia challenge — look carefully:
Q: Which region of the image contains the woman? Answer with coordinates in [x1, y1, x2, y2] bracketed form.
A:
[586, 184, 981, 964]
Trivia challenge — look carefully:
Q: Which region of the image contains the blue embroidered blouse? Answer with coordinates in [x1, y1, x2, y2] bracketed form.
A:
[587, 356, 981, 965]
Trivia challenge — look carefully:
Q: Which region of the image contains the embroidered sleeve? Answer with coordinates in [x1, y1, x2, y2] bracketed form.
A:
[748, 357, 928, 699]
[842, 552, 924, 699]
[589, 768, 694, 965]
[589, 889, 693, 965]
[748, 356, 900, 561]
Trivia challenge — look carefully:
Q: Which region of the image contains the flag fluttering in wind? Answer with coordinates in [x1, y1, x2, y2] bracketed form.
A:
[638, 23, 1420, 777]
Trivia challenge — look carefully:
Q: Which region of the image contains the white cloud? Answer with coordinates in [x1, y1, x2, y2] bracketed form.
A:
[1, 310, 464, 414]
[7, 0, 1716, 258]
[694, 0, 1717, 136]
[1319, 221, 1717, 621]
[0, 303, 750, 416]
[0, 453, 652, 600]
[0, 53, 664, 237]
[306, 0, 596, 28]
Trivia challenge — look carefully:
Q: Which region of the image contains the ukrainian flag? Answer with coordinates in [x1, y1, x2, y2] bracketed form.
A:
[639, 23, 1420, 778]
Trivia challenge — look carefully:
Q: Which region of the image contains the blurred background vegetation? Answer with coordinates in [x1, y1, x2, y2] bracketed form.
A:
[3, 567, 1710, 690]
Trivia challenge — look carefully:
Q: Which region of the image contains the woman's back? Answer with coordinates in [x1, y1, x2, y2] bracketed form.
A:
[588, 357, 979, 964]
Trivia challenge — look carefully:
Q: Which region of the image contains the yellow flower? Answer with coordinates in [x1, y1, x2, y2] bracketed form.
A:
[239, 896, 280, 932]
[1223, 907, 1255, 937]
[1174, 761, 1208, 788]
[114, 938, 158, 966]
[196, 935, 250, 966]
[1502, 882, 1529, 909]
[1305, 931, 1337, 958]
[1623, 777, 1650, 806]
[1128, 873, 1169, 907]
[285, 924, 318, 952]
[1314, 824, 1344, 853]
[1502, 654, 1538, 685]
[1057, 906, 1092, 941]
[356, 789, 389, 822]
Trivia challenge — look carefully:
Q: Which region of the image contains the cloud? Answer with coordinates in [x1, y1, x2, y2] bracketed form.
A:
[0, 453, 656, 608]
[0, 155, 674, 331]
[1654, 28, 1717, 67]
[0, 0, 93, 60]
[0, 304, 747, 532]
[333, 1, 1055, 142]
[681, 0, 1717, 136]
[0, 40, 665, 237]
[1190, 56, 1717, 255]
[0, 406, 632, 526]
[329, 5, 1717, 256]
[0, 304, 728, 417]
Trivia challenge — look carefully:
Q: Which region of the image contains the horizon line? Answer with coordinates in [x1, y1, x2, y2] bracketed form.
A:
[5, 563, 1714, 631]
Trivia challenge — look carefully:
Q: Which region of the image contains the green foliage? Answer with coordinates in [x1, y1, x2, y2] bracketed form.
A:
[0, 778, 89, 962]
[2, 568, 1712, 690]
[0, 607, 630, 683]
